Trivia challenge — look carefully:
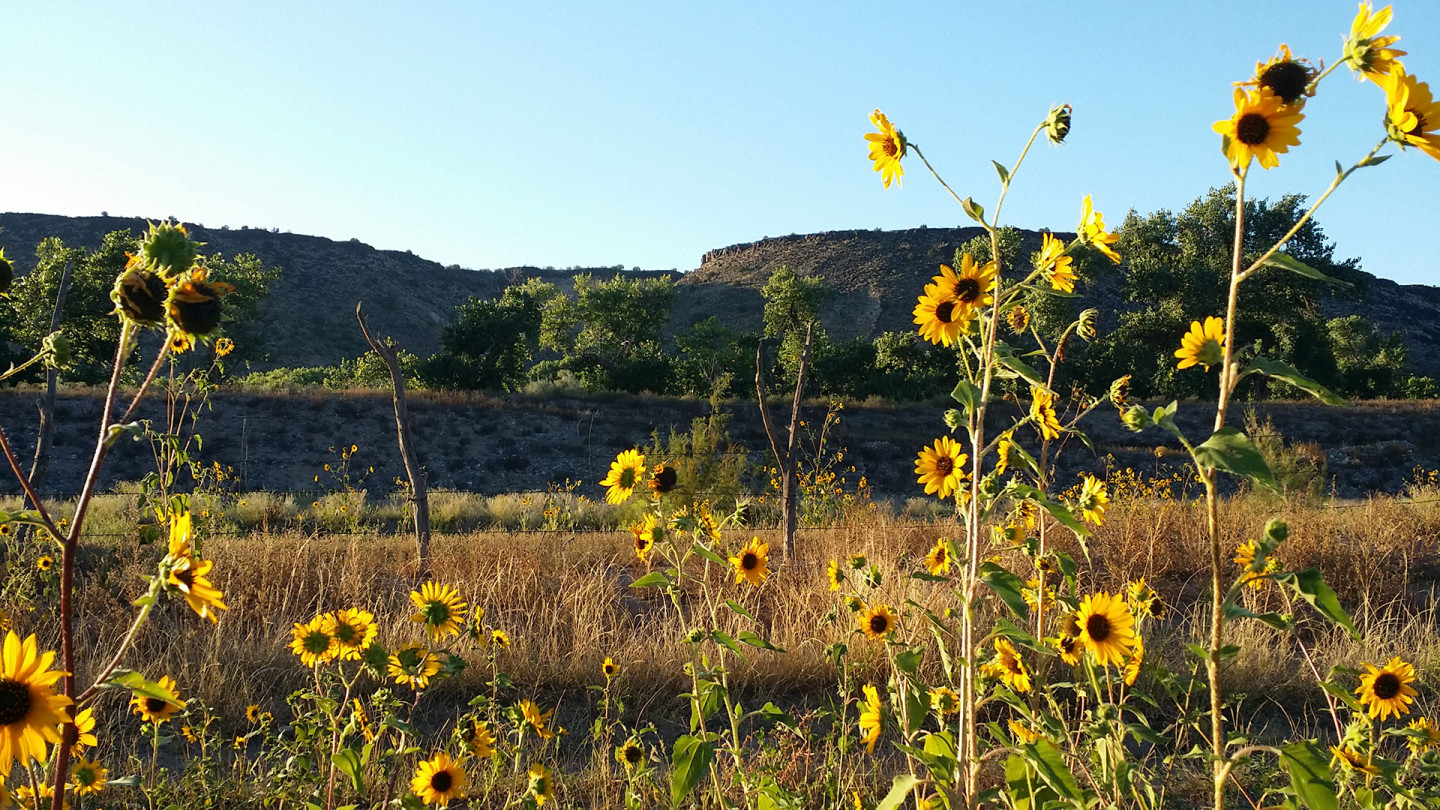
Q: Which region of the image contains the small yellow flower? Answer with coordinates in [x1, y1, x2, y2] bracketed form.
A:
[864, 109, 906, 189]
[730, 537, 770, 586]
[826, 559, 845, 591]
[35, 555, 54, 572]
[520, 699, 556, 739]
[858, 684, 883, 753]
[983, 638, 1031, 693]
[858, 604, 898, 640]
[491, 628, 511, 648]
[929, 686, 960, 717]
[1381, 68, 1440, 162]
[130, 675, 184, 725]
[599, 449, 647, 505]
[1355, 657, 1419, 721]
[1075, 592, 1137, 668]
[915, 436, 969, 501]
[1213, 87, 1304, 171]
[922, 538, 952, 576]
[1078, 195, 1122, 264]
[1037, 233, 1077, 293]
[411, 751, 468, 806]
[1175, 316, 1226, 371]
[1073, 474, 1109, 526]
[602, 656, 619, 680]
[410, 582, 468, 641]
[70, 755, 108, 795]
[460, 719, 495, 759]
[214, 336, 235, 357]
[1345, 2, 1406, 83]
[1405, 717, 1440, 754]
[1124, 634, 1144, 686]
[1030, 386, 1062, 441]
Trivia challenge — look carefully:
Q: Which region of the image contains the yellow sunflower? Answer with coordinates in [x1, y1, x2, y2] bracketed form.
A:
[1331, 744, 1381, 776]
[858, 684, 883, 753]
[1009, 719, 1042, 744]
[994, 432, 1016, 475]
[929, 686, 960, 717]
[1240, 44, 1317, 106]
[865, 109, 906, 189]
[629, 513, 663, 563]
[932, 254, 998, 312]
[915, 436, 969, 501]
[410, 582, 467, 641]
[69, 753, 108, 795]
[1381, 68, 1440, 162]
[214, 336, 235, 357]
[923, 538, 952, 576]
[1109, 374, 1132, 408]
[1075, 592, 1137, 668]
[246, 704, 263, 724]
[460, 719, 495, 759]
[290, 616, 337, 667]
[168, 509, 194, 558]
[1037, 233, 1077, 293]
[491, 629, 511, 648]
[602, 656, 619, 680]
[1405, 717, 1440, 754]
[616, 738, 645, 770]
[388, 644, 441, 690]
[600, 449, 647, 505]
[326, 608, 378, 660]
[72, 706, 97, 752]
[1355, 657, 1419, 721]
[647, 463, 678, 494]
[1213, 87, 1304, 171]
[1175, 316, 1226, 371]
[1030, 386, 1062, 441]
[1006, 305, 1031, 334]
[1078, 195, 1122, 264]
[130, 675, 183, 725]
[0, 631, 72, 774]
[913, 288, 971, 347]
[528, 762, 556, 806]
[984, 638, 1031, 693]
[826, 559, 845, 591]
[1345, 2, 1406, 83]
[411, 751, 468, 806]
[1055, 633, 1083, 666]
[1124, 634, 1145, 686]
[858, 604, 898, 640]
[36, 555, 54, 572]
[519, 699, 556, 740]
[167, 555, 228, 623]
[730, 537, 770, 586]
[1073, 474, 1109, 526]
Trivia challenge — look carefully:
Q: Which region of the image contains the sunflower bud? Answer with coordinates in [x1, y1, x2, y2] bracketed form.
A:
[1045, 104, 1073, 144]
[943, 409, 964, 432]
[1263, 518, 1289, 545]
[137, 221, 201, 279]
[113, 267, 170, 326]
[1077, 309, 1099, 341]
[1109, 375, 1132, 408]
[685, 627, 707, 644]
[42, 332, 72, 369]
[1120, 405, 1154, 433]
[168, 267, 234, 336]
[0, 248, 12, 293]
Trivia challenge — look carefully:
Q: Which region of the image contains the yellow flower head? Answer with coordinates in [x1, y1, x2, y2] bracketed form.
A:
[930, 254, 998, 311]
[35, 556, 54, 572]
[1381, 68, 1440, 162]
[1331, 744, 1381, 776]
[214, 336, 235, 357]
[1345, 2, 1406, 83]
[1030, 386, 1062, 442]
[168, 510, 194, 558]
[1124, 634, 1145, 686]
[1073, 474, 1109, 526]
[858, 684, 883, 753]
[730, 537, 770, 586]
[72, 705, 97, 752]
[491, 629, 511, 648]
[602, 656, 619, 680]
[129, 675, 183, 725]
[929, 685, 961, 717]
[913, 287, 971, 347]
[983, 637, 1031, 693]
[923, 538, 952, 576]
[865, 109, 906, 189]
[1175, 316, 1226, 371]
[858, 604, 898, 640]
[460, 719, 495, 759]
[1010, 719, 1043, 744]
[71, 754, 108, 795]
[1037, 233, 1077, 293]
[630, 513, 663, 564]
[915, 436, 969, 501]
[1240, 44, 1317, 107]
[1356, 657, 1419, 721]
[410, 582, 468, 641]
[1213, 87, 1304, 171]
[520, 699, 556, 739]
[168, 555, 228, 623]
[527, 762, 556, 806]
[826, 559, 846, 591]
[1078, 195, 1122, 264]
[388, 644, 442, 690]
[1006, 305, 1031, 334]
[616, 738, 645, 770]
[326, 608, 378, 660]
[647, 463, 678, 495]
[411, 751, 468, 806]
[0, 631, 72, 774]
[600, 449, 647, 505]
[1405, 717, 1440, 754]
[290, 616, 338, 667]
[1055, 632, 1083, 666]
[1075, 592, 1137, 668]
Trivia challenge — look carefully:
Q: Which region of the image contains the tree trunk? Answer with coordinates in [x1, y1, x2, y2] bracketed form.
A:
[356, 303, 431, 573]
[754, 323, 814, 560]
[20, 259, 73, 547]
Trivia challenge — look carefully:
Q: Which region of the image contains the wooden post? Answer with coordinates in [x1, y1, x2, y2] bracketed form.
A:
[21, 259, 73, 545]
[356, 302, 431, 572]
[754, 322, 814, 560]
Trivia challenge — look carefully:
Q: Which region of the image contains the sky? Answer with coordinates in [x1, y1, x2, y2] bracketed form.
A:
[2, 2, 1437, 286]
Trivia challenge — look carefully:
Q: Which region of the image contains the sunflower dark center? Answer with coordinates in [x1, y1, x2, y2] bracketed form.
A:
[741, 552, 759, 571]
[955, 278, 982, 303]
[1236, 113, 1271, 145]
[1374, 672, 1402, 700]
[1086, 614, 1113, 642]
[1259, 61, 1310, 103]
[430, 771, 453, 792]
[145, 696, 169, 714]
[624, 744, 642, 763]
[0, 678, 32, 725]
[334, 623, 358, 644]
[935, 456, 954, 476]
[652, 467, 677, 493]
[869, 615, 890, 634]
[635, 535, 649, 550]
[1408, 110, 1427, 137]
[935, 300, 958, 323]
[883, 139, 899, 158]
[172, 568, 194, 588]
[934, 548, 947, 563]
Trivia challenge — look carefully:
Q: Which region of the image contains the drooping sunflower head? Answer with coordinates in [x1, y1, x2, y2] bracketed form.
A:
[290, 616, 338, 667]
[459, 719, 495, 759]
[528, 762, 556, 806]
[1055, 631, 1083, 666]
[929, 685, 961, 717]
[1242, 44, 1318, 106]
[1124, 634, 1145, 686]
[1356, 657, 1419, 721]
[411, 751, 468, 806]
[1345, 2, 1406, 82]
[600, 449, 647, 504]
[986, 637, 1031, 693]
[730, 537, 770, 586]
[1405, 717, 1440, 754]
[915, 436, 970, 501]
[136, 220, 200, 279]
[113, 265, 171, 326]
[630, 513, 663, 563]
[826, 559, 846, 591]
[1030, 386, 1063, 442]
[1331, 744, 1381, 776]
[1175, 316, 1227, 371]
[858, 604, 898, 640]
[1075, 592, 1137, 668]
[858, 683, 883, 753]
[410, 582, 468, 641]
[1213, 87, 1304, 171]
[327, 608, 378, 659]
[130, 675, 183, 725]
[616, 738, 645, 769]
[520, 698, 556, 739]
[1078, 195, 1122, 264]
[0, 631, 72, 774]
[388, 643, 441, 689]
[167, 555, 228, 623]
[923, 538, 952, 576]
[1045, 103, 1073, 144]
[1381, 68, 1440, 162]
[1006, 305, 1031, 334]
[167, 266, 234, 337]
[1109, 375, 1133, 409]
[647, 463, 678, 494]
[865, 109, 907, 189]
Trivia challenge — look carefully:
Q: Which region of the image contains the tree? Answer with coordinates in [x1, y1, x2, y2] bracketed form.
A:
[536, 273, 675, 393]
[424, 279, 557, 391]
[673, 316, 758, 399]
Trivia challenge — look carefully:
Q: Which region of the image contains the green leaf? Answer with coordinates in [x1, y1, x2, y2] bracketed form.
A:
[1242, 358, 1348, 406]
[630, 571, 673, 589]
[1279, 741, 1339, 810]
[875, 775, 921, 810]
[724, 598, 757, 624]
[1276, 569, 1360, 640]
[691, 544, 728, 567]
[1023, 738, 1084, 800]
[1005, 752, 1059, 810]
[961, 197, 986, 225]
[924, 731, 958, 784]
[1009, 483, 1091, 544]
[709, 629, 747, 660]
[1224, 602, 1293, 631]
[737, 630, 785, 653]
[994, 346, 1048, 389]
[992, 160, 1011, 185]
[754, 702, 797, 728]
[670, 735, 716, 808]
[894, 648, 924, 675]
[1260, 253, 1350, 285]
[1192, 427, 1279, 493]
[1320, 679, 1363, 711]
[333, 747, 364, 792]
[950, 379, 982, 416]
[1359, 153, 1391, 167]
[978, 561, 1029, 621]
[904, 683, 928, 735]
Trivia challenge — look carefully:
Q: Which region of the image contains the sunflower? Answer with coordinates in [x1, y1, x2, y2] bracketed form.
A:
[73, 706, 97, 752]
[167, 555, 228, 623]
[629, 513, 663, 563]
[858, 604, 898, 640]
[1109, 374, 1132, 408]
[460, 719, 494, 759]
[1055, 633, 1083, 666]
[35, 556, 53, 572]
[1124, 634, 1145, 686]
[915, 436, 969, 501]
[647, 463, 678, 494]
[929, 686, 960, 717]
[1006, 305, 1031, 334]
[1345, 2, 1406, 83]
[327, 608, 378, 660]
[826, 559, 846, 591]
[388, 644, 441, 690]
[1030, 386, 1062, 441]
[1009, 719, 1042, 744]
[1078, 196, 1122, 264]
[410, 582, 467, 642]
[616, 738, 645, 770]
[290, 616, 337, 667]
[1356, 657, 1419, 721]
[181, 724, 198, 743]
[0, 631, 72, 774]
[865, 109, 906, 189]
[730, 537, 770, 586]
[1073, 474, 1109, 526]
[923, 538, 952, 576]
[1075, 592, 1137, 668]
[1175, 317, 1226, 371]
[113, 265, 171, 326]
[214, 336, 235, 357]
[411, 751, 468, 806]
[602, 656, 619, 680]
[528, 762, 556, 806]
[168, 509, 194, 558]
[1381, 68, 1440, 161]
[932, 254, 998, 312]
[912, 288, 971, 347]
[600, 449, 647, 504]
[995, 432, 1015, 475]
[1213, 87, 1304, 171]
[1240, 44, 1317, 106]
[1022, 579, 1054, 611]
[491, 629, 511, 648]
[1037, 233, 1077, 293]
[1331, 744, 1380, 776]
[71, 754, 108, 795]
[859, 684, 883, 753]
[246, 704, 263, 724]
[520, 699, 556, 739]
[130, 675, 183, 725]
[984, 638, 1032, 693]
[1405, 717, 1440, 754]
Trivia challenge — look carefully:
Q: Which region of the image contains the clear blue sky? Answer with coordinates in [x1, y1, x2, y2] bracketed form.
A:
[2, 2, 1437, 285]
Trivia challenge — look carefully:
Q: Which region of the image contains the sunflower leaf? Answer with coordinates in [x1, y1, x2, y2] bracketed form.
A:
[1009, 483, 1091, 544]
[1259, 252, 1350, 285]
[737, 630, 785, 653]
[1279, 741, 1340, 810]
[950, 379, 982, 416]
[1241, 357, 1349, 406]
[1006, 751, 1061, 809]
[1022, 738, 1085, 800]
[1223, 602, 1293, 631]
[876, 775, 922, 810]
[670, 735, 717, 807]
[691, 543, 728, 567]
[709, 629, 748, 661]
[978, 561, 1029, 622]
[724, 598, 758, 624]
[1192, 427, 1279, 493]
[992, 160, 1011, 185]
[1274, 568, 1360, 640]
[993, 345, 1048, 389]
[961, 197, 986, 225]
[332, 747, 364, 792]
[630, 571, 673, 590]
[894, 647, 924, 674]
[1359, 153, 1391, 167]
[1320, 679, 1364, 712]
